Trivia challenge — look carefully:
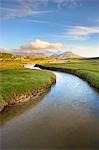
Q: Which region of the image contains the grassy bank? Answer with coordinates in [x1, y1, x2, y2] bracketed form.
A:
[0, 60, 56, 112]
[36, 58, 99, 90]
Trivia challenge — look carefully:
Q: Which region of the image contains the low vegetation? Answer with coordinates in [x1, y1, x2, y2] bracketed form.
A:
[0, 59, 56, 112]
[1, 56, 99, 112]
[36, 58, 99, 90]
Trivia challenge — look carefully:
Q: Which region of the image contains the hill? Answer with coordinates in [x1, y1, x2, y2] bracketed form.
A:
[51, 51, 82, 59]
[0, 52, 13, 59]
[25, 52, 46, 58]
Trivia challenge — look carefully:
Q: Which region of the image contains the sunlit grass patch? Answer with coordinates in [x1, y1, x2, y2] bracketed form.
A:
[0, 60, 56, 111]
[36, 59, 99, 89]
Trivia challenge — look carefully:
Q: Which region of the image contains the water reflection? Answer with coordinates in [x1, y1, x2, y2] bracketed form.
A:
[0, 90, 50, 126]
[1, 71, 99, 149]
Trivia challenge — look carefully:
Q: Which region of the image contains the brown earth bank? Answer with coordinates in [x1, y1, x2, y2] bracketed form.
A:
[0, 79, 56, 113]
[35, 64, 99, 91]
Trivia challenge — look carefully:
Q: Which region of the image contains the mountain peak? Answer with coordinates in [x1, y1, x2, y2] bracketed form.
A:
[51, 51, 82, 59]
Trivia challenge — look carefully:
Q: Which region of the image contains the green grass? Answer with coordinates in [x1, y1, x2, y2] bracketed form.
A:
[1, 58, 99, 112]
[36, 59, 99, 89]
[43, 59, 99, 72]
[0, 60, 56, 111]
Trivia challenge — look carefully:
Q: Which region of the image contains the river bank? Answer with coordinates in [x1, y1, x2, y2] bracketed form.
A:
[0, 61, 56, 112]
[1, 71, 99, 149]
[35, 60, 99, 90]
[0, 78, 56, 112]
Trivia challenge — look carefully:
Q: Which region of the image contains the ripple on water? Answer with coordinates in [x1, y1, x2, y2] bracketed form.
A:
[1, 71, 99, 149]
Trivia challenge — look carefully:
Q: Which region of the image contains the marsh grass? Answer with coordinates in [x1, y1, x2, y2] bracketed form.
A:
[0, 60, 56, 111]
[36, 59, 99, 89]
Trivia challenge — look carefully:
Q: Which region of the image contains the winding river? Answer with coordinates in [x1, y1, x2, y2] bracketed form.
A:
[0, 69, 99, 149]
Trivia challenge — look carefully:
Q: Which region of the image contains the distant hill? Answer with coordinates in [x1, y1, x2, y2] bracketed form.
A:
[88, 57, 99, 60]
[0, 52, 25, 60]
[51, 51, 82, 59]
[0, 52, 13, 59]
[25, 52, 46, 58]
[11, 51, 46, 58]
[0, 51, 46, 60]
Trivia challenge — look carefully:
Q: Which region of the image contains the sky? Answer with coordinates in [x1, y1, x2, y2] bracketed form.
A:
[0, 0, 99, 57]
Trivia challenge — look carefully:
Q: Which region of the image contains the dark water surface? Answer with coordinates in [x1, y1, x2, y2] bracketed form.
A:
[0, 71, 99, 149]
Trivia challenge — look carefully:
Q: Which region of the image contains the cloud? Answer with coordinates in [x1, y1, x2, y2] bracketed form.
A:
[51, 44, 99, 57]
[18, 0, 80, 8]
[1, 39, 99, 57]
[1, 0, 80, 20]
[22, 0, 80, 7]
[11, 39, 65, 55]
[53, 0, 80, 8]
[20, 39, 64, 49]
[22, 19, 49, 24]
[0, 0, 52, 20]
[2, 7, 34, 19]
[1, 6, 51, 20]
[65, 26, 99, 40]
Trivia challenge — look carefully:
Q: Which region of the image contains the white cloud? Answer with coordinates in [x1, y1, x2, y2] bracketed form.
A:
[1, 0, 80, 19]
[11, 39, 65, 55]
[22, 19, 49, 24]
[66, 26, 99, 40]
[53, 0, 80, 8]
[20, 39, 65, 50]
[33, 0, 80, 6]
[19, 0, 80, 7]
[1, 6, 51, 20]
[1, 39, 99, 57]
[3, 7, 34, 19]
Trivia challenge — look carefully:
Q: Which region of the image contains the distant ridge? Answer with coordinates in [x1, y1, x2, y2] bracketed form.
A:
[25, 52, 46, 58]
[51, 51, 82, 59]
[0, 52, 13, 58]
[0, 51, 46, 58]
[88, 57, 99, 60]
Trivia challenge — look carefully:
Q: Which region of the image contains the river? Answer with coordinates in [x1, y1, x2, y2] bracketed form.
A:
[0, 70, 99, 149]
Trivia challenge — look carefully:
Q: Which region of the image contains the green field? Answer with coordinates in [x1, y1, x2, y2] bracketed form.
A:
[0, 60, 56, 112]
[36, 58, 99, 89]
[0, 58, 99, 112]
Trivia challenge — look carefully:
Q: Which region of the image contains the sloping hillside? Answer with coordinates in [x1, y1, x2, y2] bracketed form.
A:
[51, 51, 82, 59]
